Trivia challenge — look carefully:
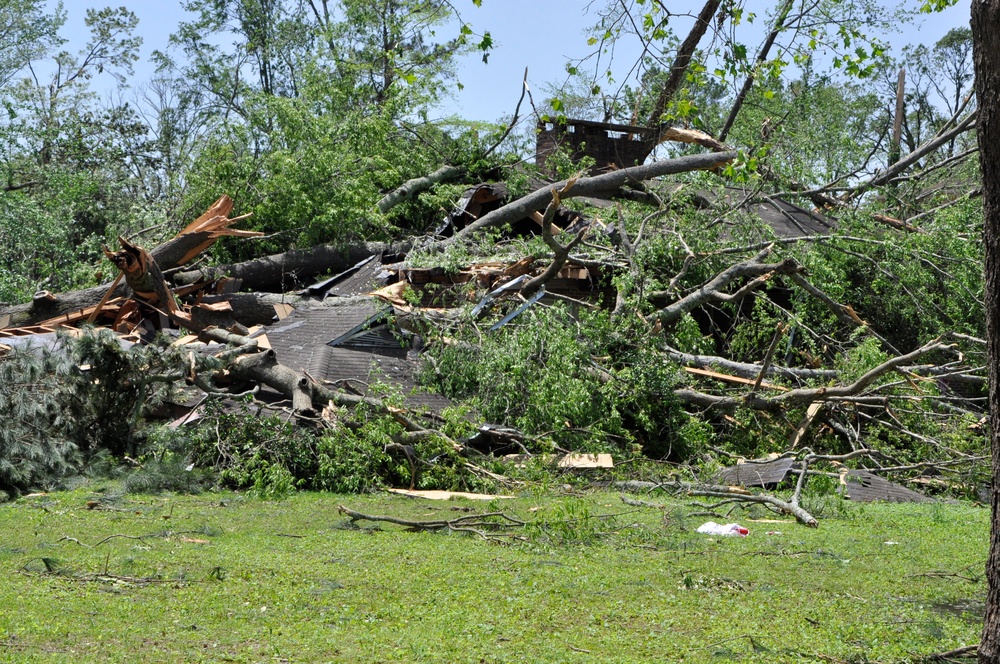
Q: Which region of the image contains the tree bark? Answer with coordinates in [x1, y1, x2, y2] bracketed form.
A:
[376, 165, 465, 214]
[172, 241, 407, 292]
[645, 0, 722, 131]
[435, 151, 736, 249]
[972, 1, 1000, 661]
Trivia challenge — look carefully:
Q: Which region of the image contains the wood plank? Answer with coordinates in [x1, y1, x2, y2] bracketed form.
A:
[683, 366, 789, 391]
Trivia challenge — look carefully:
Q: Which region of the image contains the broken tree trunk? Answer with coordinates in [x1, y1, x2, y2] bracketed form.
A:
[520, 182, 588, 297]
[103, 236, 180, 316]
[1, 196, 260, 328]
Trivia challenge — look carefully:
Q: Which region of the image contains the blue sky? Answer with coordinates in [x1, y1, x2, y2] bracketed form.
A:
[49, 0, 973, 124]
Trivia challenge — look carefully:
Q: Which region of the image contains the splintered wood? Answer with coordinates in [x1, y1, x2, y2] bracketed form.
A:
[175, 195, 261, 265]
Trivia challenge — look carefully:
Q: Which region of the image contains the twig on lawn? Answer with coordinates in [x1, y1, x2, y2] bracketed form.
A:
[338, 505, 526, 541]
[620, 494, 667, 509]
[95, 534, 151, 547]
[907, 566, 980, 583]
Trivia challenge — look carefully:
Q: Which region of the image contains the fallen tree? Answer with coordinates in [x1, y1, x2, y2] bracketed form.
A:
[1, 196, 261, 327]
[431, 150, 737, 248]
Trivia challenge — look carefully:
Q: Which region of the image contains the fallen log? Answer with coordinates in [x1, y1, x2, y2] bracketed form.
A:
[172, 241, 408, 291]
[431, 150, 737, 248]
[376, 165, 465, 214]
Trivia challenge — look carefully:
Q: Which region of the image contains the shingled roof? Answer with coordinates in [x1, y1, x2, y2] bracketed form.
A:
[716, 457, 795, 488]
[716, 457, 934, 503]
[263, 299, 451, 413]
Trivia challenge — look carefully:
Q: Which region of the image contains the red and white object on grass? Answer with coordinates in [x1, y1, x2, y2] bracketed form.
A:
[696, 521, 750, 537]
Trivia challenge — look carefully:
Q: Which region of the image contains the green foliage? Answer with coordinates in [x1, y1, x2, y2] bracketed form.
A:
[247, 459, 298, 500]
[187, 402, 316, 491]
[0, 191, 90, 302]
[0, 342, 81, 495]
[121, 456, 215, 495]
[315, 411, 494, 494]
[0, 328, 177, 494]
[428, 306, 626, 449]
[526, 498, 608, 547]
[314, 425, 396, 494]
[425, 306, 691, 458]
[0, 0, 61, 88]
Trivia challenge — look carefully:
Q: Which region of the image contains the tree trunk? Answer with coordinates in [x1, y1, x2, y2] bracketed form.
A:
[435, 151, 736, 248]
[0, 230, 236, 327]
[717, 0, 794, 143]
[644, 0, 722, 131]
[172, 241, 407, 291]
[972, 2, 1000, 661]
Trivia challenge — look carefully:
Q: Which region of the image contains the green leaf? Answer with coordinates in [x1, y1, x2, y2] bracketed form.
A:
[920, 0, 959, 11]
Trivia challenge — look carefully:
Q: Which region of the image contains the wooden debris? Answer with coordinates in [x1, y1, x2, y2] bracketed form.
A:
[557, 453, 614, 469]
[386, 489, 514, 501]
[788, 402, 824, 448]
[273, 303, 294, 320]
[683, 366, 789, 391]
[174, 195, 260, 265]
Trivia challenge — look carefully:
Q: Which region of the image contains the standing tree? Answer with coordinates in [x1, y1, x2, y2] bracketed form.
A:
[973, 0, 1000, 661]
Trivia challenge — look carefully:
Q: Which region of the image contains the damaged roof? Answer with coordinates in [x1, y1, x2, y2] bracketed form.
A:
[262, 298, 451, 413]
[299, 254, 393, 299]
[717, 457, 796, 488]
[717, 457, 934, 503]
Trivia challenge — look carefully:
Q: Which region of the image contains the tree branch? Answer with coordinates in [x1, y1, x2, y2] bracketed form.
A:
[433, 151, 737, 248]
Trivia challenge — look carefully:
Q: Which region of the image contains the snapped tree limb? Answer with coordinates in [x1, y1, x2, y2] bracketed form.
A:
[673, 339, 955, 412]
[434, 151, 737, 248]
[376, 165, 465, 214]
[649, 246, 804, 326]
[521, 182, 589, 297]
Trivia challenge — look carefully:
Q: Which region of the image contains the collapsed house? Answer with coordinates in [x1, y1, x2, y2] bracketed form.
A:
[0, 134, 959, 510]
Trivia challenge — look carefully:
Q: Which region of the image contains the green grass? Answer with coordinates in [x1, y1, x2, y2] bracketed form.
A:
[0, 488, 987, 663]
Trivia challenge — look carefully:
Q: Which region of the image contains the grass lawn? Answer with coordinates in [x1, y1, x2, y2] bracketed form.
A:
[0, 487, 987, 663]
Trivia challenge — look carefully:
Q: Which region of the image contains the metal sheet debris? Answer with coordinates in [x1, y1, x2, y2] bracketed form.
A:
[840, 470, 935, 503]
